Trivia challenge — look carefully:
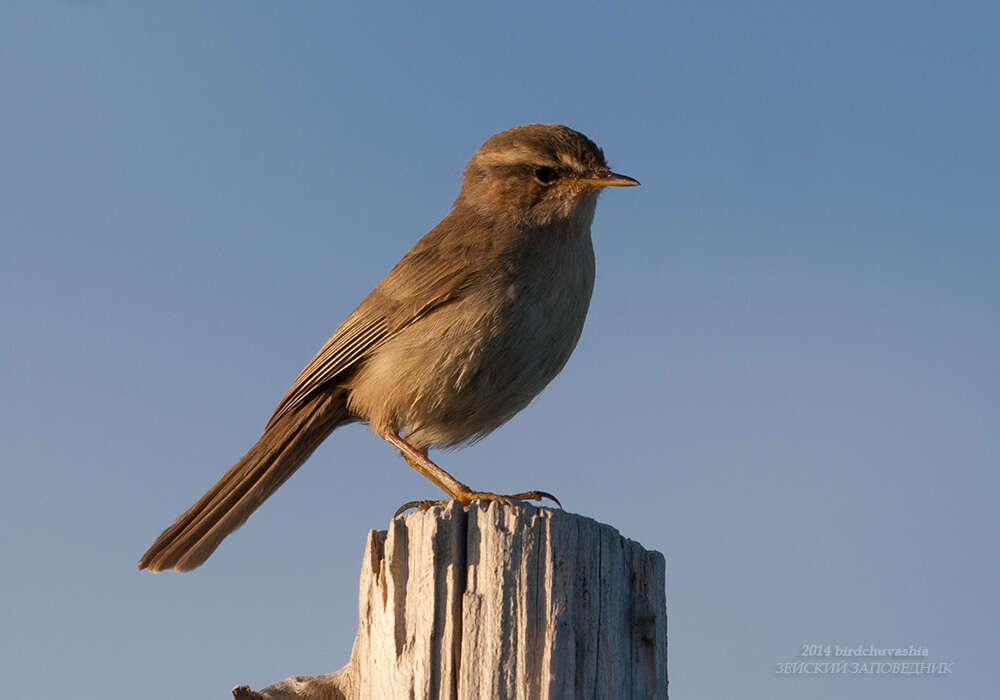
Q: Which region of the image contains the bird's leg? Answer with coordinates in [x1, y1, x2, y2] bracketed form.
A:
[381, 431, 562, 516]
[381, 431, 472, 496]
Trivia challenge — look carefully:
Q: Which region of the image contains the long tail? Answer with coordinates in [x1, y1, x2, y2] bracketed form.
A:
[139, 390, 351, 572]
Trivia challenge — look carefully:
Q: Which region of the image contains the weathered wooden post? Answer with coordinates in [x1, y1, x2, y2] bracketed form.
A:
[234, 501, 667, 699]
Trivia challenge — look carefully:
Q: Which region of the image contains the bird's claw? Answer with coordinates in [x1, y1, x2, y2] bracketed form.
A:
[508, 490, 563, 509]
[393, 489, 562, 517]
[394, 500, 444, 517]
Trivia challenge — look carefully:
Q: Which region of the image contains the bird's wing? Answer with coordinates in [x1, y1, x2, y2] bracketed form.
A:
[265, 217, 486, 430]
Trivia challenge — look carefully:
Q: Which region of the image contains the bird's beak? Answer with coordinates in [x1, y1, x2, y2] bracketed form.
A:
[572, 172, 641, 188]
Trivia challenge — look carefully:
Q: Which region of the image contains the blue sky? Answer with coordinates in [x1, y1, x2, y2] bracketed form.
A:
[2, 2, 997, 698]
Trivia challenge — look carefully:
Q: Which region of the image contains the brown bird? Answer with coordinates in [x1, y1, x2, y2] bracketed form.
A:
[139, 124, 639, 572]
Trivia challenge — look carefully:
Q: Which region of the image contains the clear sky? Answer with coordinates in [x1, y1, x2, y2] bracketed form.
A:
[2, 2, 997, 699]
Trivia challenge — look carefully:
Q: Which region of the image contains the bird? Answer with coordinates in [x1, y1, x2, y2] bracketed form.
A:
[139, 123, 639, 572]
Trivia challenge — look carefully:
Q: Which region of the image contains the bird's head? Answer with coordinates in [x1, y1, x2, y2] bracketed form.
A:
[456, 124, 639, 228]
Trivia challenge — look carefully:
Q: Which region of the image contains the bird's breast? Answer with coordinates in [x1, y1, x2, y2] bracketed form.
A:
[347, 231, 596, 449]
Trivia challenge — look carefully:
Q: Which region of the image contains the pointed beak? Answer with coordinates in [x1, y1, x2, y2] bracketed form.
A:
[573, 171, 641, 188]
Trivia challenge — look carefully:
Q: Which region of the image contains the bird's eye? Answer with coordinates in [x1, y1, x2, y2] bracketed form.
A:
[533, 166, 559, 185]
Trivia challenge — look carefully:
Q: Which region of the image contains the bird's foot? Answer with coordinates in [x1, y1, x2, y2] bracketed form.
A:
[394, 490, 562, 517]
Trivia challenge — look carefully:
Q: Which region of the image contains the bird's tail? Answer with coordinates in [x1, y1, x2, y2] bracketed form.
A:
[138, 390, 351, 572]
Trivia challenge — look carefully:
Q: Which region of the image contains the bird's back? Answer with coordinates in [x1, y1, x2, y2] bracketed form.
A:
[344, 201, 597, 449]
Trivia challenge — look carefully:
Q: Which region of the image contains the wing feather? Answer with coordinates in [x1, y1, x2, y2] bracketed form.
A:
[265, 209, 493, 429]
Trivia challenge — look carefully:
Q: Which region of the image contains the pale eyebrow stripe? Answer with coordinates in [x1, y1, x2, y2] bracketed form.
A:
[476, 147, 559, 168]
[476, 148, 588, 173]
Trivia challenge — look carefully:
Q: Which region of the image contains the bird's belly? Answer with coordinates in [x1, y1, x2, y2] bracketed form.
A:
[348, 244, 595, 449]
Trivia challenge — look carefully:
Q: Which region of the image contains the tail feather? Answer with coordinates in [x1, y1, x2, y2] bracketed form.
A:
[139, 390, 350, 572]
